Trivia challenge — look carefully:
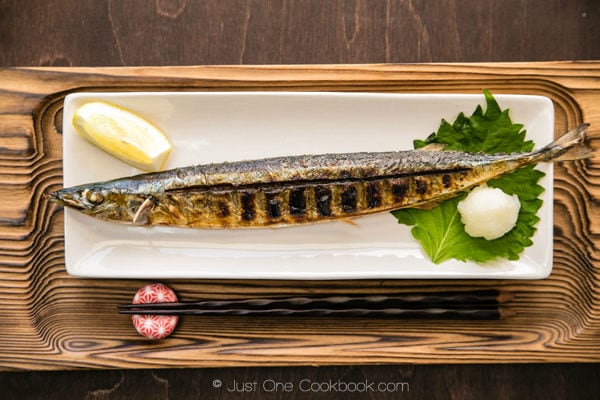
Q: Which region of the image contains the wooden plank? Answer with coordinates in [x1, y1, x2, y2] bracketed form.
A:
[0, 62, 598, 370]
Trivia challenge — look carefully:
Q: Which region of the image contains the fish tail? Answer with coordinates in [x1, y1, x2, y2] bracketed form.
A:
[536, 123, 592, 162]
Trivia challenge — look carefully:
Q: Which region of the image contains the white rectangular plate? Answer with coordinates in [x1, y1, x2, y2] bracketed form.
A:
[62, 92, 554, 279]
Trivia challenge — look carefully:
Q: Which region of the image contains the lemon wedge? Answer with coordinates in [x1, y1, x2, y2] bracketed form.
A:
[72, 101, 172, 171]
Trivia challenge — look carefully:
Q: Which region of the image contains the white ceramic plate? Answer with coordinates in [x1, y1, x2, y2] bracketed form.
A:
[62, 92, 554, 279]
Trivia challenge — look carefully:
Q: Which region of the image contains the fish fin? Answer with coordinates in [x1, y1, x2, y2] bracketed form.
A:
[412, 201, 441, 210]
[540, 123, 593, 162]
[132, 196, 155, 225]
[411, 193, 462, 210]
[554, 144, 594, 162]
[339, 218, 359, 226]
[418, 143, 447, 152]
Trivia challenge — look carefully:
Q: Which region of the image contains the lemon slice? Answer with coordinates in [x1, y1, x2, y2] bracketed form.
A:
[72, 101, 172, 171]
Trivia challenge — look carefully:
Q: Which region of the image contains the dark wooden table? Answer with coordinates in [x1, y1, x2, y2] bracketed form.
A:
[1, 1, 599, 399]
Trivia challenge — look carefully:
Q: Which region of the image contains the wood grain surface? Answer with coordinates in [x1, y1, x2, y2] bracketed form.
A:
[1, 0, 600, 399]
[0, 62, 598, 371]
[1, 0, 599, 66]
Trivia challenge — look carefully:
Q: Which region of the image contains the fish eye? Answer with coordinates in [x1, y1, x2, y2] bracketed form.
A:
[83, 189, 104, 205]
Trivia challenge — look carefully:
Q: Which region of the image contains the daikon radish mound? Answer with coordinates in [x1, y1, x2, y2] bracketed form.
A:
[457, 184, 521, 240]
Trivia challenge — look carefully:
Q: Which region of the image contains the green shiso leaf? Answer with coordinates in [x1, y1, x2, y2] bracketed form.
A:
[392, 89, 545, 264]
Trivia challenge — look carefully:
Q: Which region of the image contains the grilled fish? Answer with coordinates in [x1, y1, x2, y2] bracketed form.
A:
[49, 124, 591, 228]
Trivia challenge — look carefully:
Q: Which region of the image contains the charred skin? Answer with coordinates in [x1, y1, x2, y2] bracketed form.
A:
[149, 170, 485, 228]
[49, 124, 591, 229]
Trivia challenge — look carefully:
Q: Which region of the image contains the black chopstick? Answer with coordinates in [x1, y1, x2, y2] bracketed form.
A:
[118, 289, 509, 310]
[118, 289, 513, 320]
[119, 306, 513, 320]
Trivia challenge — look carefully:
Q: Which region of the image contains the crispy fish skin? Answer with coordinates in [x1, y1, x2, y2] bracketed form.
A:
[49, 124, 591, 228]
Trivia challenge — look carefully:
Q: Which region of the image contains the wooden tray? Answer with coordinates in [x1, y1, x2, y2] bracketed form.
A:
[0, 62, 598, 370]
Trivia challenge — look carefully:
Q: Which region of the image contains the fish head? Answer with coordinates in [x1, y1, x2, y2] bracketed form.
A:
[48, 184, 132, 221]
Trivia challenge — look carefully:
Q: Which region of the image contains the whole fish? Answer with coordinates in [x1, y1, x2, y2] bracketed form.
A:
[49, 124, 591, 229]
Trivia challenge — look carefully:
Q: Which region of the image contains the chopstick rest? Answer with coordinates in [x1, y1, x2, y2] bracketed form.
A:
[129, 283, 179, 339]
[121, 284, 514, 339]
